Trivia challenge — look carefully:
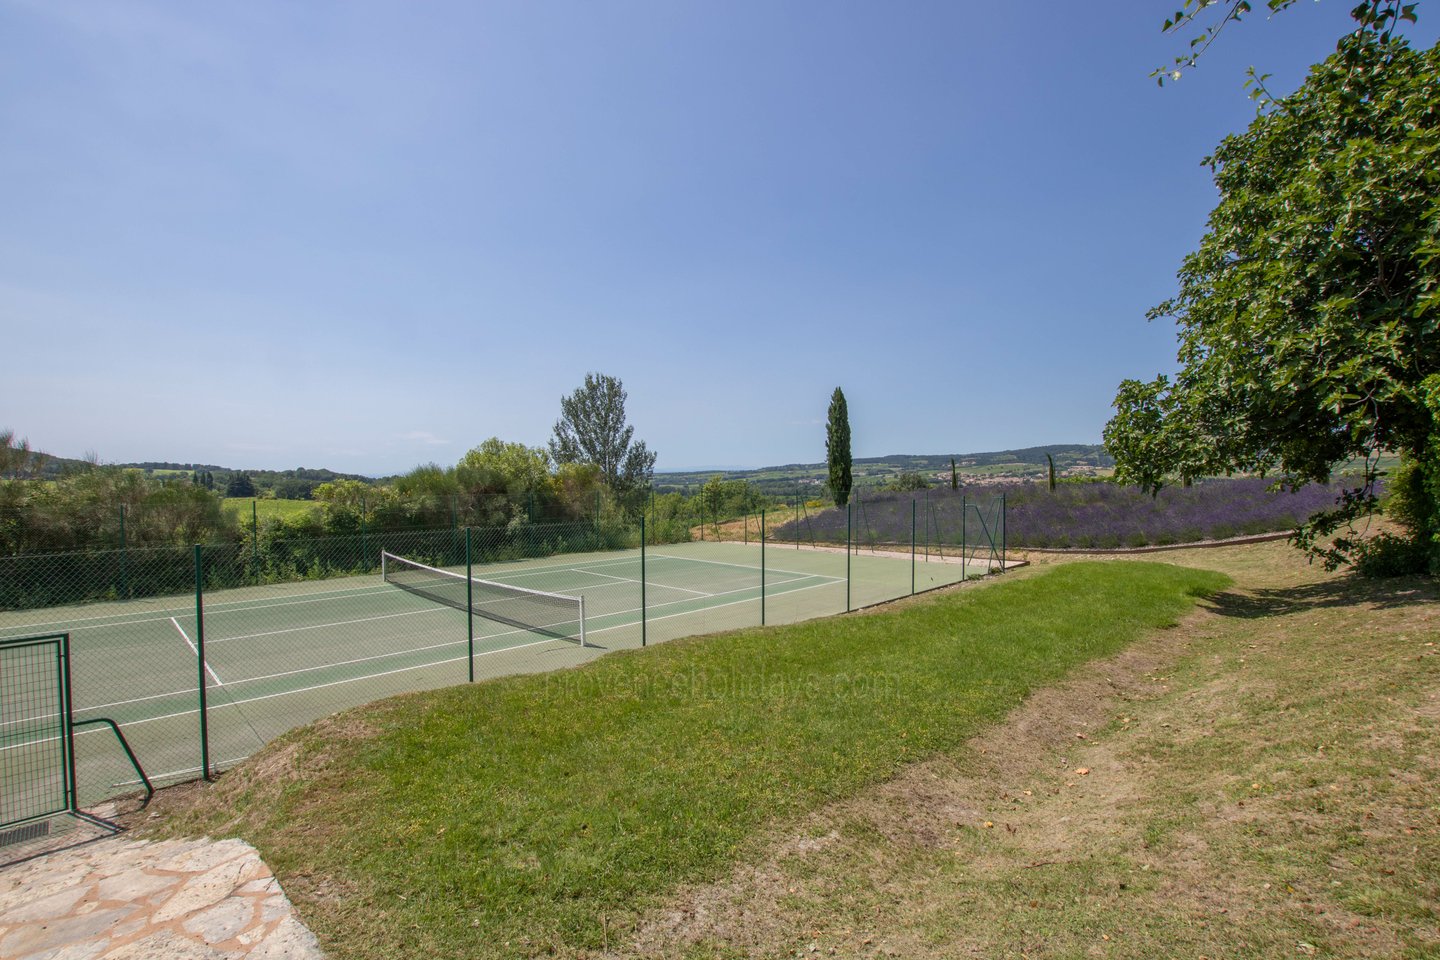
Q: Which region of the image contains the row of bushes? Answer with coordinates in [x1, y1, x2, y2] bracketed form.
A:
[775, 477, 1362, 551]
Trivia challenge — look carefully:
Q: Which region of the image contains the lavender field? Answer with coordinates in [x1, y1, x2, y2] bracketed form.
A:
[780, 478, 1363, 551]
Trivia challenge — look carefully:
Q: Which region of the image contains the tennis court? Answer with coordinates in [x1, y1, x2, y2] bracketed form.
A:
[1, 539, 982, 814]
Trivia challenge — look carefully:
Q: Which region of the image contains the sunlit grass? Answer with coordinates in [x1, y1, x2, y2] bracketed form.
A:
[221, 497, 318, 522]
[155, 561, 1226, 960]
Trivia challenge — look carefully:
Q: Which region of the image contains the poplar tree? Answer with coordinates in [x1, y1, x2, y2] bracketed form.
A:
[826, 388, 852, 508]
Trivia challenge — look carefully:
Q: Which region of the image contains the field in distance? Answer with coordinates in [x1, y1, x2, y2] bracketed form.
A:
[657, 444, 1114, 494]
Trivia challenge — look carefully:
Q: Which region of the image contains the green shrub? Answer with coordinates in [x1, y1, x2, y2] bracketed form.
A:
[1352, 532, 1431, 578]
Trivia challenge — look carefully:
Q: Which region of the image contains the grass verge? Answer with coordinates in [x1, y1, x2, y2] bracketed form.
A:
[149, 561, 1226, 959]
[616, 540, 1438, 959]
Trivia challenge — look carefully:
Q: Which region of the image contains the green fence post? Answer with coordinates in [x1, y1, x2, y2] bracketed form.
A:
[251, 500, 259, 585]
[845, 501, 851, 612]
[194, 545, 211, 781]
[640, 515, 647, 647]
[465, 527, 474, 682]
[59, 633, 77, 814]
[910, 498, 916, 595]
[961, 495, 967, 578]
[760, 509, 766, 626]
[1001, 493, 1007, 570]
[118, 503, 130, 600]
[360, 497, 369, 570]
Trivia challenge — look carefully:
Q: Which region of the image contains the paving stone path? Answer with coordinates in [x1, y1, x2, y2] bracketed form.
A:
[0, 834, 325, 959]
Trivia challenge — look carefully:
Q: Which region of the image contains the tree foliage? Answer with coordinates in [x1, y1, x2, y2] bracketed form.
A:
[225, 472, 256, 497]
[1153, 0, 1419, 85]
[889, 471, 930, 493]
[0, 429, 48, 480]
[549, 373, 656, 498]
[826, 387, 853, 508]
[1106, 27, 1440, 571]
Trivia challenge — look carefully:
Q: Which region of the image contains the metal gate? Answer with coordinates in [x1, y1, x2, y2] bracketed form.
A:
[0, 633, 75, 832]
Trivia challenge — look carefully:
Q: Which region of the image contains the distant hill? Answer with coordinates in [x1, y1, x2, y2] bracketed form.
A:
[13, 440, 1112, 501]
[10, 447, 370, 500]
[655, 444, 1113, 495]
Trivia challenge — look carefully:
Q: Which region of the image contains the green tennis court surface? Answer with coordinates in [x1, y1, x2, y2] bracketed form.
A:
[1, 540, 979, 811]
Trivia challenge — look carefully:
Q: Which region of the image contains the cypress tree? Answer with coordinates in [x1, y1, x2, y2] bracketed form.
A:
[826, 387, 852, 508]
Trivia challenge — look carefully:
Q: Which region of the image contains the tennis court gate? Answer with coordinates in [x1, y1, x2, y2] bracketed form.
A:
[0, 633, 152, 845]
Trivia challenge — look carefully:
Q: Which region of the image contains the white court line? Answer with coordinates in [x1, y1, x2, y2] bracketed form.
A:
[492, 551, 839, 594]
[3, 571, 853, 756]
[170, 617, 223, 686]
[566, 568, 713, 597]
[5, 582, 395, 633]
[210, 605, 447, 645]
[59, 603, 566, 719]
[5, 556, 842, 734]
[566, 568, 637, 585]
[650, 552, 846, 582]
[117, 574, 844, 732]
[80, 570, 832, 725]
[578, 571, 832, 629]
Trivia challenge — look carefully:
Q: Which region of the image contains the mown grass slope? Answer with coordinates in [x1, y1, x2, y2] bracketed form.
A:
[151, 561, 1226, 959]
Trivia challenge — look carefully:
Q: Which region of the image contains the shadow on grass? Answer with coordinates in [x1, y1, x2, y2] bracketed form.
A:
[1207, 574, 1437, 619]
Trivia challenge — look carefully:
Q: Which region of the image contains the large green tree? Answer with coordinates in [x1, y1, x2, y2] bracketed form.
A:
[1106, 23, 1440, 571]
[549, 373, 656, 497]
[826, 387, 853, 508]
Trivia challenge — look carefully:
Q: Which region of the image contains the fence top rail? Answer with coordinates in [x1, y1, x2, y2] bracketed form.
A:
[0, 632, 69, 650]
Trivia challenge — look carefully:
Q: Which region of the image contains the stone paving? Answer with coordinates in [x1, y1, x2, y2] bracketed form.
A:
[0, 832, 325, 959]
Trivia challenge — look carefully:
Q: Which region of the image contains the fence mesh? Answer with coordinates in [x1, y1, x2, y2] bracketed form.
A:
[0, 636, 69, 827]
[1, 497, 1004, 812]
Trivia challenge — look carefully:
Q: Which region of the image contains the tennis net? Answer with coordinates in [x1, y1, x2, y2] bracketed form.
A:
[381, 552, 587, 646]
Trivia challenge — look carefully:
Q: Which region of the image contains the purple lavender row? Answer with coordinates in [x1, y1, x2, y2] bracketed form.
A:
[776, 477, 1368, 550]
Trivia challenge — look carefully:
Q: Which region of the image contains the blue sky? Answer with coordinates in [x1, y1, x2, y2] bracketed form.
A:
[4, 2, 1435, 475]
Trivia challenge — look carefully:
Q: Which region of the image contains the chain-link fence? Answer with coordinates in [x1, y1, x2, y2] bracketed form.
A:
[1, 499, 1005, 814]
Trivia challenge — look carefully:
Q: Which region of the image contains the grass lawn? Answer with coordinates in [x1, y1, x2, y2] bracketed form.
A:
[599, 540, 1438, 959]
[148, 561, 1224, 959]
[221, 497, 318, 523]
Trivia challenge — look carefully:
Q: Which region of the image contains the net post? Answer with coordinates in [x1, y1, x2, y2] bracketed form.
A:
[194, 544, 211, 782]
[760, 509, 766, 626]
[640, 515, 647, 647]
[579, 595, 587, 648]
[465, 528, 475, 683]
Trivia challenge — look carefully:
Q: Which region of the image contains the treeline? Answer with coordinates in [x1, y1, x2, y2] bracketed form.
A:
[0, 438, 777, 557]
[127, 464, 367, 500]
